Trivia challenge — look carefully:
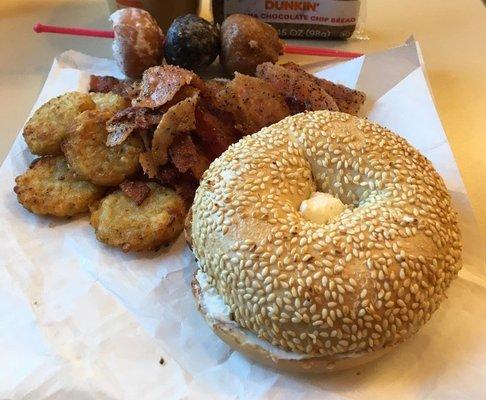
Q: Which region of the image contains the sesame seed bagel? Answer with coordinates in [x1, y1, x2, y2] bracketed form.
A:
[188, 110, 462, 372]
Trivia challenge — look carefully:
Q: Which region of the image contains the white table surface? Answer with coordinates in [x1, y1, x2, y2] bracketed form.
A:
[1, 0, 485, 240]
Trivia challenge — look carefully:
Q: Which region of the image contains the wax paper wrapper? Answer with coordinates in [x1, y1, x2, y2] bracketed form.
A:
[0, 40, 485, 400]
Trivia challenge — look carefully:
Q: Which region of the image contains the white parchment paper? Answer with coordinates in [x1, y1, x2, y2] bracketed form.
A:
[0, 41, 485, 400]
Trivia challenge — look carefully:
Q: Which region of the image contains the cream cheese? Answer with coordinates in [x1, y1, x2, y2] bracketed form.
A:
[299, 192, 345, 224]
[195, 270, 311, 360]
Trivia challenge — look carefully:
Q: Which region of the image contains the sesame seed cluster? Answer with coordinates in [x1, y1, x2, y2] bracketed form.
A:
[191, 110, 462, 357]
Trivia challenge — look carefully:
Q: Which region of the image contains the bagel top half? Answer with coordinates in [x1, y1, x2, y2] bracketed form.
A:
[189, 110, 462, 360]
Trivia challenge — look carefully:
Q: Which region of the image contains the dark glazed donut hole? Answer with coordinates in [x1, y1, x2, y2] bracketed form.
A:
[164, 14, 220, 71]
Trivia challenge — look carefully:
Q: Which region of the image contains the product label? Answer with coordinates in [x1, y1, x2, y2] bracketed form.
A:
[223, 0, 360, 27]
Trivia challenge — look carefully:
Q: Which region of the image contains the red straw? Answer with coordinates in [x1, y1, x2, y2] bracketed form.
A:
[33, 23, 362, 58]
[34, 23, 115, 39]
[284, 44, 362, 59]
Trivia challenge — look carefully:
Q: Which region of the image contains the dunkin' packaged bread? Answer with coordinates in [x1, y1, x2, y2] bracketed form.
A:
[212, 0, 364, 39]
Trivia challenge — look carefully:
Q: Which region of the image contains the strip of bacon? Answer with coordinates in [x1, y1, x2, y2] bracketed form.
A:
[256, 62, 339, 114]
[133, 65, 203, 109]
[106, 107, 163, 146]
[151, 92, 198, 166]
[282, 62, 366, 115]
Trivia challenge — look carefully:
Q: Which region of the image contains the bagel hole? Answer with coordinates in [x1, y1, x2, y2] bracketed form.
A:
[312, 168, 376, 210]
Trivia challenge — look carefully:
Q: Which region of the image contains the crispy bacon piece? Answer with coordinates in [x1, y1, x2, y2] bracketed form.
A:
[204, 78, 230, 100]
[151, 93, 198, 166]
[106, 107, 163, 146]
[202, 74, 290, 136]
[89, 75, 141, 100]
[168, 134, 199, 173]
[167, 134, 210, 180]
[158, 162, 198, 205]
[223, 73, 290, 135]
[111, 80, 141, 100]
[190, 148, 210, 180]
[256, 62, 339, 114]
[175, 180, 198, 205]
[89, 75, 120, 93]
[282, 62, 366, 115]
[158, 162, 179, 184]
[139, 151, 157, 179]
[120, 181, 151, 205]
[164, 86, 200, 110]
[194, 105, 238, 159]
[133, 65, 203, 109]
[138, 129, 152, 151]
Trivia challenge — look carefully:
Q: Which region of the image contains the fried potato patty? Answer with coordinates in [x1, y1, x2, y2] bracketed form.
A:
[14, 156, 105, 217]
[23, 92, 96, 156]
[90, 182, 186, 252]
[90, 92, 129, 113]
[62, 110, 144, 186]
